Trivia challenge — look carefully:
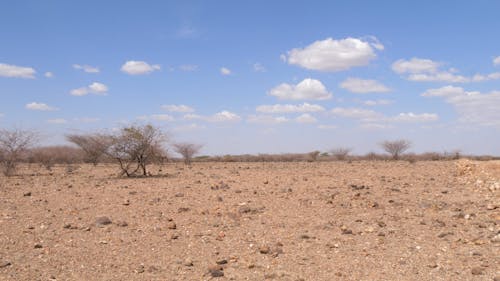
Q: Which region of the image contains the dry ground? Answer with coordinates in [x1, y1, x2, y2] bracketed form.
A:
[0, 160, 499, 281]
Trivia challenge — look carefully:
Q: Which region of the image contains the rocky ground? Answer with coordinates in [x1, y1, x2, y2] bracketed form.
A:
[0, 160, 499, 281]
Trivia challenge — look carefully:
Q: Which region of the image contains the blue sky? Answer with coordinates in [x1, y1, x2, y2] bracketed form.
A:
[1, 1, 500, 155]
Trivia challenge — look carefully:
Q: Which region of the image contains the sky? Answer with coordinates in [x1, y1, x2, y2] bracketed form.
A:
[1, 0, 500, 156]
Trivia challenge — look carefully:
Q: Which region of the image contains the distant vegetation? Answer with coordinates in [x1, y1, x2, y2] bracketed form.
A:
[0, 126, 498, 177]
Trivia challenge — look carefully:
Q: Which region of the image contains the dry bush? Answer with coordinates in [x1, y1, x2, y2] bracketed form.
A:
[173, 143, 202, 165]
[66, 133, 112, 166]
[308, 151, 320, 162]
[330, 147, 352, 161]
[106, 124, 167, 177]
[0, 129, 38, 176]
[380, 139, 411, 160]
[30, 146, 83, 170]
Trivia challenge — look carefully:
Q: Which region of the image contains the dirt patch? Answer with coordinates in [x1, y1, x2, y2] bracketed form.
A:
[0, 161, 499, 280]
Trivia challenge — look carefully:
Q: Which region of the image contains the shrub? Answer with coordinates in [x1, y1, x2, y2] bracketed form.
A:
[380, 139, 411, 160]
[173, 143, 202, 165]
[0, 129, 38, 176]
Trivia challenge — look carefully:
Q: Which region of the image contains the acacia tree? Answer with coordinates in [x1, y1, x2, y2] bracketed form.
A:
[330, 147, 352, 161]
[106, 124, 167, 177]
[0, 129, 38, 176]
[66, 133, 111, 166]
[380, 139, 411, 160]
[173, 143, 202, 165]
[308, 150, 321, 162]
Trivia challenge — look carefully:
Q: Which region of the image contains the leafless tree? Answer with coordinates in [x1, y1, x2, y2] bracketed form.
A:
[380, 139, 411, 160]
[173, 143, 202, 165]
[106, 124, 167, 177]
[330, 147, 352, 161]
[66, 133, 112, 166]
[0, 129, 38, 176]
[308, 150, 321, 162]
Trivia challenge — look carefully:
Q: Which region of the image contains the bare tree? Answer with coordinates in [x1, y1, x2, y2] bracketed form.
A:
[308, 150, 321, 162]
[173, 143, 202, 165]
[380, 139, 411, 160]
[0, 129, 38, 176]
[66, 133, 111, 166]
[330, 147, 352, 161]
[106, 124, 167, 177]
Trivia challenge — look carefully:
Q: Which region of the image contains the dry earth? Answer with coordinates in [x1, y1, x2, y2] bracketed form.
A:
[0, 160, 499, 281]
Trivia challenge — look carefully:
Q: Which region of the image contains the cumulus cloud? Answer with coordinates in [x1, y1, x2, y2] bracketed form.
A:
[389, 112, 439, 122]
[209, 111, 241, 122]
[340, 78, 390, 93]
[220, 67, 231, 75]
[173, 123, 206, 132]
[121, 60, 161, 75]
[256, 103, 325, 113]
[360, 123, 393, 130]
[331, 107, 438, 124]
[179, 64, 198, 72]
[362, 99, 393, 106]
[269, 78, 332, 100]
[284, 37, 383, 72]
[494, 56, 500, 66]
[253, 63, 266, 72]
[331, 107, 383, 120]
[73, 64, 100, 73]
[295, 113, 317, 123]
[393, 57, 500, 83]
[25, 102, 58, 111]
[0, 63, 36, 78]
[422, 85, 500, 127]
[161, 104, 195, 113]
[47, 118, 68, 124]
[44, 72, 54, 78]
[70, 82, 108, 96]
[247, 115, 289, 124]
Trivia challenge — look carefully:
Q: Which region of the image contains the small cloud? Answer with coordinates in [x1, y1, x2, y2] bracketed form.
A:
[73, 64, 100, 73]
[494, 56, 500, 66]
[208, 111, 240, 122]
[70, 82, 108, 96]
[44, 72, 54, 78]
[177, 25, 196, 38]
[360, 123, 393, 130]
[317, 124, 337, 130]
[220, 67, 232, 75]
[295, 113, 317, 124]
[183, 113, 203, 120]
[162, 104, 195, 113]
[25, 102, 58, 111]
[173, 123, 206, 132]
[179, 64, 199, 72]
[121, 60, 161, 75]
[331, 107, 383, 121]
[362, 99, 393, 106]
[269, 78, 332, 100]
[253, 63, 266, 72]
[340, 78, 390, 93]
[0, 63, 36, 79]
[256, 103, 325, 113]
[247, 115, 289, 124]
[392, 58, 440, 74]
[150, 114, 175, 121]
[389, 112, 439, 122]
[47, 118, 68, 124]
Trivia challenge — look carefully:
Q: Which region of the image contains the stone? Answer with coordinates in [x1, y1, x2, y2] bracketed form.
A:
[34, 243, 43, 249]
[23, 192, 31, 197]
[208, 265, 224, 277]
[95, 216, 112, 227]
[167, 222, 177, 230]
[135, 264, 145, 273]
[0, 261, 11, 268]
[216, 259, 228, 265]
[259, 245, 271, 254]
[116, 221, 128, 227]
[471, 267, 484, 275]
[183, 258, 193, 267]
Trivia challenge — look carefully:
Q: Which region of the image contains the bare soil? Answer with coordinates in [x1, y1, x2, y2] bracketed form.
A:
[1, 160, 499, 280]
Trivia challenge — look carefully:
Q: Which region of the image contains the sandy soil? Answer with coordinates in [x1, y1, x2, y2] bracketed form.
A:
[0, 160, 499, 281]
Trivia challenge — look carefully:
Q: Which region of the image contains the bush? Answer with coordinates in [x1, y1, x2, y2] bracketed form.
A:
[380, 139, 411, 160]
[0, 129, 38, 176]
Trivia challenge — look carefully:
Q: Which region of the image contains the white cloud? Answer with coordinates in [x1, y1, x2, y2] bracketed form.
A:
[173, 123, 206, 132]
[295, 113, 317, 123]
[44, 72, 54, 78]
[340, 78, 390, 93]
[494, 56, 500, 66]
[331, 107, 383, 120]
[179, 64, 198, 72]
[25, 102, 58, 111]
[0, 63, 36, 78]
[362, 99, 393, 106]
[317, 124, 337, 130]
[70, 82, 108, 96]
[220, 67, 231, 75]
[150, 114, 175, 121]
[183, 113, 203, 120]
[392, 58, 440, 74]
[422, 85, 500, 127]
[247, 115, 289, 124]
[393, 57, 500, 83]
[121, 60, 160, 75]
[360, 123, 393, 130]
[73, 64, 100, 73]
[389, 112, 439, 122]
[253, 63, 266, 72]
[162, 104, 195, 113]
[256, 102, 325, 113]
[284, 37, 383, 72]
[209, 110, 240, 122]
[269, 78, 332, 100]
[47, 118, 68, 124]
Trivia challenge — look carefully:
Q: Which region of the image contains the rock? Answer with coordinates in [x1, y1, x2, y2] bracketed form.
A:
[259, 245, 271, 254]
[170, 233, 179, 240]
[487, 204, 497, 210]
[95, 216, 112, 227]
[23, 192, 31, 197]
[34, 243, 43, 249]
[341, 225, 353, 235]
[135, 264, 145, 273]
[116, 221, 128, 227]
[238, 206, 252, 214]
[437, 232, 454, 238]
[0, 261, 11, 268]
[167, 222, 177, 230]
[491, 234, 500, 243]
[175, 193, 184, 197]
[208, 265, 224, 277]
[122, 200, 130, 206]
[216, 259, 228, 265]
[147, 265, 159, 272]
[471, 267, 484, 275]
[493, 276, 500, 281]
[183, 258, 193, 267]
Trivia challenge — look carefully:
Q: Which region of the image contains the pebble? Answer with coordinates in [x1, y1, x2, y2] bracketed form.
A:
[486, 204, 497, 210]
[0, 261, 11, 268]
[208, 265, 224, 277]
[135, 264, 145, 273]
[34, 243, 43, 249]
[471, 267, 484, 275]
[95, 216, 112, 227]
[23, 192, 32, 196]
[259, 245, 271, 254]
[116, 221, 128, 227]
[183, 258, 193, 266]
[167, 222, 177, 230]
[216, 259, 228, 265]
